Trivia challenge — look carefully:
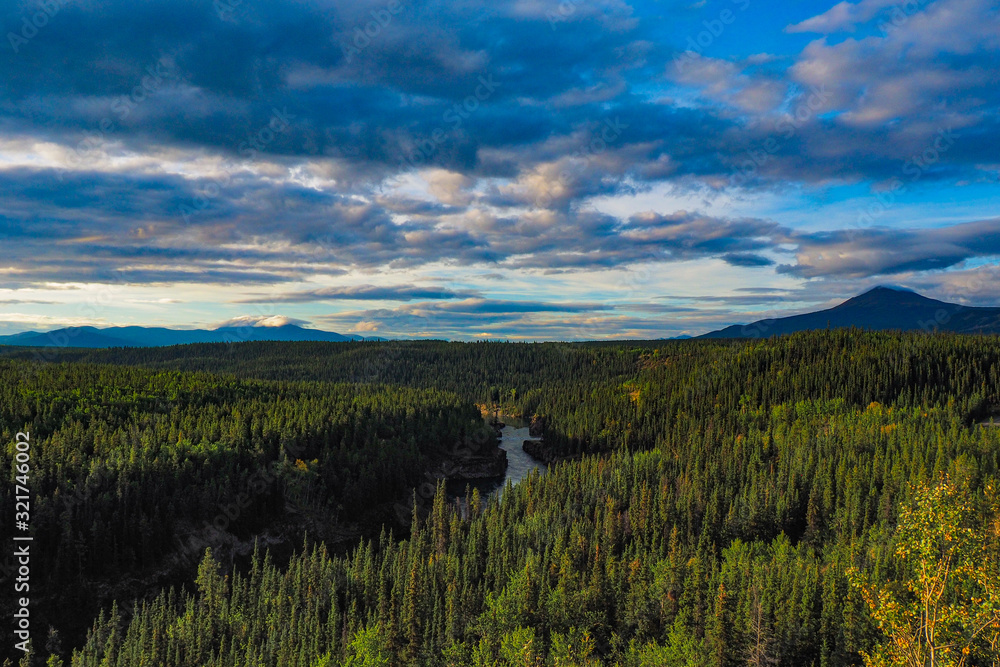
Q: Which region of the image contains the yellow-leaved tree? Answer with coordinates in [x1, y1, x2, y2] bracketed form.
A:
[851, 476, 1000, 667]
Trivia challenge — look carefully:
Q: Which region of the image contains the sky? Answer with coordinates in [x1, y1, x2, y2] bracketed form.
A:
[1, 0, 999, 340]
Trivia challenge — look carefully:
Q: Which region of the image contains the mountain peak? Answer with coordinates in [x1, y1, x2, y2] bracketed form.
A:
[865, 285, 916, 294]
[699, 288, 1000, 338]
[214, 315, 311, 329]
[837, 286, 943, 311]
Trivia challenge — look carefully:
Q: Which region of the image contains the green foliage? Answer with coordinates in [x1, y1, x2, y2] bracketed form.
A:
[549, 628, 600, 666]
[343, 626, 391, 667]
[0, 361, 492, 663]
[851, 477, 1000, 667]
[3, 331, 1000, 666]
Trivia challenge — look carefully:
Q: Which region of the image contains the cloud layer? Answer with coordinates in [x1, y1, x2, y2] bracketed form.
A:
[1, 0, 999, 338]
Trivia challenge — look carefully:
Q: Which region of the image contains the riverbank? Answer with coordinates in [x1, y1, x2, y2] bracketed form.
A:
[446, 419, 548, 501]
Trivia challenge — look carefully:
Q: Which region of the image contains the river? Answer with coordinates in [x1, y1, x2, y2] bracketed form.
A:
[447, 418, 547, 502]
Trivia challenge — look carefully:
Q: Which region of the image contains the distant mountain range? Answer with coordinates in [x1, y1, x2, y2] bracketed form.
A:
[0, 324, 378, 348]
[699, 286, 1000, 338]
[3, 287, 998, 347]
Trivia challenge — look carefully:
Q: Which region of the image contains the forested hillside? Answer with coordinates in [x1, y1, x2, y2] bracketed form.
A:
[3, 331, 1000, 665]
[0, 363, 494, 661]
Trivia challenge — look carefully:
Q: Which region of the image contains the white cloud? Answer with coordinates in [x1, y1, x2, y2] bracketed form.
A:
[786, 0, 902, 33]
[213, 315, 311, 328]
[351, 320, 381, 332]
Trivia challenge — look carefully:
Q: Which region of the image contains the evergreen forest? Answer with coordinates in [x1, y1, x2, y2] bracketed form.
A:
[2, 331, 999, 666]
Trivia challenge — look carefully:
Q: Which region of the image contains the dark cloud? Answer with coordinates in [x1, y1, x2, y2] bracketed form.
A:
[721, 253, 776, 267]
[783, 218, 1000, 278]
[0, 0, 659, 167]
[0, 299, 59, 305]
[2, 0, 993, 187]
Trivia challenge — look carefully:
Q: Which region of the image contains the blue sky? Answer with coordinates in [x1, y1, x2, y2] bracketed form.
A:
[1, 0, 999, 339]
